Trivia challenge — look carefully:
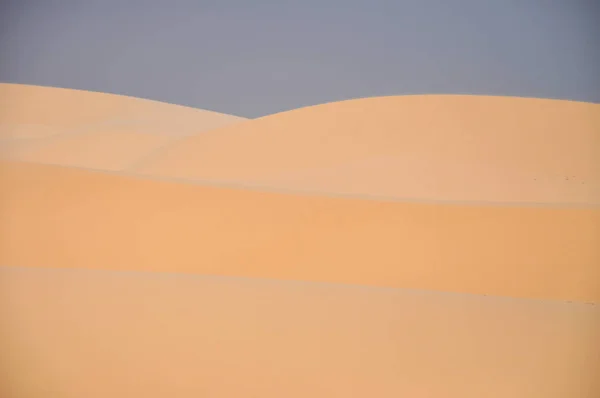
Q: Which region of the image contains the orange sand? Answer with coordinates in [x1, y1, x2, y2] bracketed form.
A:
[134, 95, 600, 205]
[1, 267, 598, 397]
[2, 160, 598, 303]
[1, 128, 175, 171]
[0, 83, 246, 171]
[0, 83, 245, 131]
[1, 85, 599, 396]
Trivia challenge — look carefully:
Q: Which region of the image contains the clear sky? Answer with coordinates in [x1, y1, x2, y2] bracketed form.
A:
[1, 0, 598, 118]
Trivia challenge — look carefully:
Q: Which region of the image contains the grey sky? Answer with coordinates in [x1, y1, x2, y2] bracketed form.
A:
[1, 0, 598, 118]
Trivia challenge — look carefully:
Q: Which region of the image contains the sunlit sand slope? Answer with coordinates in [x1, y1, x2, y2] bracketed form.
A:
[0, 83, 246, 133]
[0, 83, 246, 170]
[1, 267, 598, 398]
[2, 161, 598, 303]
[0, 128, 174, 171]
[135, 95, 600, 205]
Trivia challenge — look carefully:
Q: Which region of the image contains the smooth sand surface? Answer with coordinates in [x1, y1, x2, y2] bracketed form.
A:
[0, 83, 246, 131]
[2, 160, 598, 303]
[134, 95, 600, 205]
[1, 267, 598, 397]
[0, 124, 66, 140]
[0, 83, 246, 171]
[1, 85, 598, 395]
[0, 84, 247, 172]
[0, 128, 176, 171]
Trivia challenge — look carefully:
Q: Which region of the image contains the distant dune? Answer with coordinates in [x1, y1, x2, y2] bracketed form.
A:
[0, 83, 246, 131]
[0, 83, 246, 170]
[134, 95, 600, 205]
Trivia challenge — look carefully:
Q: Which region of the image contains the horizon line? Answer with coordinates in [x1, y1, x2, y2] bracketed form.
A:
[2, 81, 599, 120]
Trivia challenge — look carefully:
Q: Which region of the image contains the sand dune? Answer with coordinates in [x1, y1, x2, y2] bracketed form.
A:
[0, 124, 65, 140]
[134, 95, 600, 205]
[0, 83, 246, 132]
[1, 84, 599, 396]
[0, 83, 246, 170]
[1, 267, 598, 398]
[0, 128, 176, 171]
[2, 160, 598, 303]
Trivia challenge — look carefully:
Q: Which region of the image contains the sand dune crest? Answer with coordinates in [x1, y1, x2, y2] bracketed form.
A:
[0, 83, 246, 129]
[134, 95, 600, 205]
[0, 83, 246, 170]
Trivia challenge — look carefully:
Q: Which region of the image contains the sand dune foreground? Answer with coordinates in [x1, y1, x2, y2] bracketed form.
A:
[1, 267, 599, 398]
[1, 84, 599, 396]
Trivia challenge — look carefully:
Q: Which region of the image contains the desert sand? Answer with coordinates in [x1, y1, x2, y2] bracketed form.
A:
[1, 160, 598, 303]
[134, 95, 600, 205]
[0, 83, 246, 171]
[0, 128, 177, 171]
[1, 84, 599, 396]
[1, 267, 599, 398]
[0, 83, 246, 131]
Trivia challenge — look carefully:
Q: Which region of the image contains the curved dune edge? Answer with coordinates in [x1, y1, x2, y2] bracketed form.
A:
[0, 83, 247, 171]
[0, 83, 247, 129]
[133, 94, 600, 205]
[2, 267, 598, 397]
[2, 160, 598, 303]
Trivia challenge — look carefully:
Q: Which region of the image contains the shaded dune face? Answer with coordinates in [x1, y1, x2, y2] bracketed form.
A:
[134, 95, 600, 205]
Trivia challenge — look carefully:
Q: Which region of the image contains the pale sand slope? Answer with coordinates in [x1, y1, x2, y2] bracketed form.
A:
[2, 161, 598, 303]
[0, 83, 247, 170]
[0, 128, 177, 172]
[1, 267, 598, 398]
[134, 95, 600, 205]
[0, 83, 246, 133]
